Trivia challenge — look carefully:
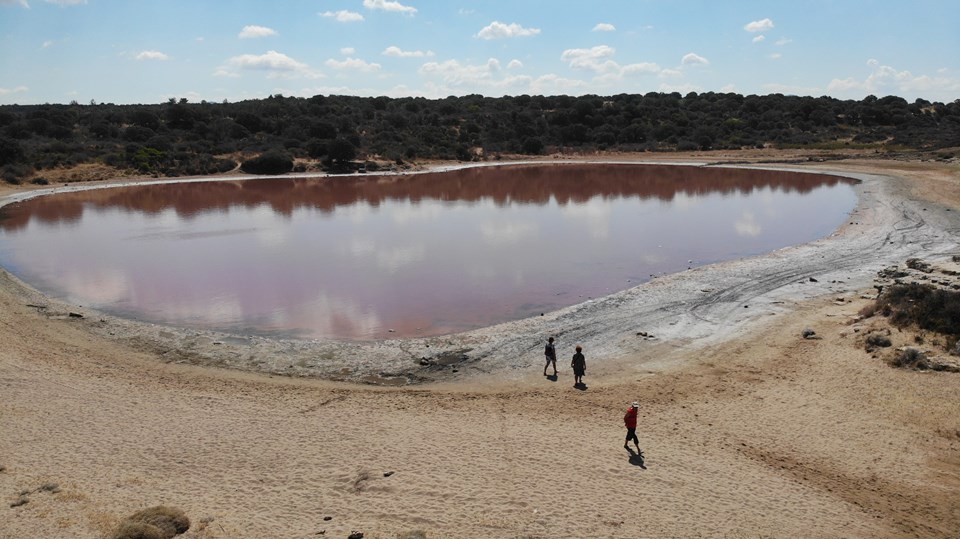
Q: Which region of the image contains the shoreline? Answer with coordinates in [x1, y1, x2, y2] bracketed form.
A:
[2, 154, 960, 538]
[1, 157, 957, 386]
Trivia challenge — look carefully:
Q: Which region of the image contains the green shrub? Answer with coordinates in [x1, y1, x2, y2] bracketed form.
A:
[877, 283, 960, 337]
[240, 151, 293, 175]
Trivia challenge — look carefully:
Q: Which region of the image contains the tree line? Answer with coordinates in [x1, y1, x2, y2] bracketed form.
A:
[1, 91, 958, 183]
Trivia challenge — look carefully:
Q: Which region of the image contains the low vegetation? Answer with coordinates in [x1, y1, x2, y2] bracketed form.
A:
[860, 281, 960, 371]
[110, 505, 190, 539]
[872, 283, 960, 340]
[1, 91, 958, 183]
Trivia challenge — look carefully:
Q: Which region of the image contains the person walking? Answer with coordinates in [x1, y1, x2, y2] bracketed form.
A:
[623, 402, 641, 452]
[571, 345, 586, 386]
[543, 336, 557, 376]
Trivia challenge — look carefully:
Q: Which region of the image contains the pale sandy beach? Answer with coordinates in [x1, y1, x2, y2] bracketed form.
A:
[2, 153, 959, 538]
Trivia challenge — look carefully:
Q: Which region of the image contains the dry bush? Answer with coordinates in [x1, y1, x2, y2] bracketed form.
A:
[858, 302, 879, 318]
[905, 258, 933, 273]
[888, 347, 927, 369]
[110, 506, 190, 539]
[111, 521, 167, 539]
[877, 283, 960, 337]
[865, 332, 892, 349]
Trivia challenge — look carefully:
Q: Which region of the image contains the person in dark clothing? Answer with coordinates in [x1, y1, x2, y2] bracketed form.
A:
[571, 345, 586, 386]
[543, 336, 557, 376]
[623, 402, 641, 452]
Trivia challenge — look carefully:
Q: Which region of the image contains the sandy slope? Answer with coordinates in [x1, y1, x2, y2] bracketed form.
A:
[1, 155, 959, 538]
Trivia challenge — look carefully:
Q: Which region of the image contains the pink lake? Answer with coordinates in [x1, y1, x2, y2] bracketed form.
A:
[0, 164, 857, 340]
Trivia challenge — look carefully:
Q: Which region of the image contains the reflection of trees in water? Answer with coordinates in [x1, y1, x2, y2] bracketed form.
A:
[0, 164, 855, 230]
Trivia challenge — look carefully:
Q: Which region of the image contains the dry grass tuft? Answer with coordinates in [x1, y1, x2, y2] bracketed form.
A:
[109, 505, 190, 539]
[111, 521, 167, 539]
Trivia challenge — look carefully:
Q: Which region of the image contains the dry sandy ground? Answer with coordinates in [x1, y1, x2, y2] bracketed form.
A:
[1, 153, 959, 538]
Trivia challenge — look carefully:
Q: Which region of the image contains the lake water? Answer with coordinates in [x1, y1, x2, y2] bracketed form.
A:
[0, 164, 857, 340]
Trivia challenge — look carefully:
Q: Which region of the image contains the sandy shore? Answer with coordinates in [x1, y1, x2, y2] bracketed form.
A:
[2, 154, 959, 538]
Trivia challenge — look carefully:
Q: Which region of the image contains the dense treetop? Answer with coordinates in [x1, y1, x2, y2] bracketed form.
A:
[1, 92, 958, 183]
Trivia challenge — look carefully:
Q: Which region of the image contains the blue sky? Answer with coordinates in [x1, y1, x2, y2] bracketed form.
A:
[1, 0, 958, 105]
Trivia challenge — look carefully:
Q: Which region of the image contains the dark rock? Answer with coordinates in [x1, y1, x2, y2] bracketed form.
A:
[348, 532, 364, 539]
[323, 516, 332, 521]
[68, 312, 84, 318]
[383, 471, 394, 477]
[802, 329, 816, 339]
[809, 277, 818, 282]
[906, 258, 933, 273]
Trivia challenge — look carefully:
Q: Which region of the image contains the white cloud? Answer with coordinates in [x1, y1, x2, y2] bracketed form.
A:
[325, 57, 382, 72]
[769, 53, 782, 60]
[658, 82, 701, 94]
[480, 221, 540, 246]
[827, 61, 960, 100]
[752, 35, 765, 43]
[416, 58, 571, 96]
[762, 83, 821, 96]
[593, 23, 615, 32]
[363, 0, 417, 15]
[775, 37, 792, 46]
[744, 18, 774, 32]
[825, 78, 859, 93]
[681, 52, 709, 66]
[561, 45, 617, 72]
[477, 21, 541, 40]
[734, 212, 761, 237]
[621, 62, 661, 75]
[41, 40, 54, 48]
[238, 25, 277, 39]
[135, 50, 169, 61]
[341, 47, 356, 55]
[507, 59, 523, 69]
[0, 0, 85, 6]
[721, 83, 737, 92]
[658, 68, 682, 78]
[220, 50, 319, 79]
[321, 10, 364, 22]
[560, 46, 663, 83]
[382, 46, 434, 58]
[0, 85, 29, 96]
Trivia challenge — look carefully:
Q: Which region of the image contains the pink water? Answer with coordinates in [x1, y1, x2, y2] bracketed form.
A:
[0, 164, 857, 340]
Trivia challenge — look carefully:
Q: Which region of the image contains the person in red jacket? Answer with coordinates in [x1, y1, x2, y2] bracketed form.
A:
[623, 402, 641, 452]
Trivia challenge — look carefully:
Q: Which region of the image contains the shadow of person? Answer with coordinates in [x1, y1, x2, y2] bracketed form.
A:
[625, 447, 646, 469]
[545, 374, 558, 382]
[573, 382, 588, 391]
